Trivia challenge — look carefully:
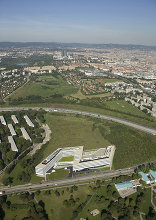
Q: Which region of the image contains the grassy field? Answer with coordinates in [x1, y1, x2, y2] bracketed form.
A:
[104, 100, 150, 118]
[48, 169, 69, 180]
[43, 113, 110, 158]
[68, 89, 112, 100]
[7, 75, 78, 99]
[35, 184, 90, 220]
[98, 122, 156, 169]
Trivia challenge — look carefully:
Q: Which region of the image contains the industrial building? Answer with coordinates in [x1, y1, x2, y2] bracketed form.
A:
[8, 136, 18, 152]
[35, 145, 115, 176]
[0, 116, 6, 126]
[11, 115, 19, 124]
[8, 124, 16, 136]
[24, 115, 34, 127]
[20, 127, 32, 141]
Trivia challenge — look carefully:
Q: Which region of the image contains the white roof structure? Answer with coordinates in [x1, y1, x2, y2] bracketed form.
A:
[24, 115, 34, 127]
[8, 124, 16, 136]
[0, 116, 6, 126]
[35, 145, 115, 176]
[8, 136, 18, 152]
[11, 115, 19, 124]
[20, 127, 32, 141]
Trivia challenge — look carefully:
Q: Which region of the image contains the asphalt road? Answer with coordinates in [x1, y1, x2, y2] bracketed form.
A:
[0, 106, 156, 135]
[0, 167, 135, 195]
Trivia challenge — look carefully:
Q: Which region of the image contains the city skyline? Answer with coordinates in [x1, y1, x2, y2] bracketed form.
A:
[0, 0, 156, 46]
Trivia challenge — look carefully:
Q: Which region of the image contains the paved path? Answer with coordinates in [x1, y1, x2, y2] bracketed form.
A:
[151, 186, 156, 211]
[0, 107, 156, 135]
[29, 124, 51, 156]
[139, 212, 145, 220]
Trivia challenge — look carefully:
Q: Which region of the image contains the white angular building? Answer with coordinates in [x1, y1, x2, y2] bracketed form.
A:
[35, 145, 115, 177]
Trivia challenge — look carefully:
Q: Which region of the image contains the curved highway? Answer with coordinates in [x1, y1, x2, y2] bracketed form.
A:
[0, 106, 156, 135]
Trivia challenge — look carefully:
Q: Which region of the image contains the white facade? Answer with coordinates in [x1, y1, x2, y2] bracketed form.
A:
[35, 145, 115, 176]
[8, 136, 18, 152]
[20, 127, 32, 141]
[0, 116, 6, 126]
[11, 115, 19, 124]
[24, 115, 34, 127]
[8, 124, 16, 136]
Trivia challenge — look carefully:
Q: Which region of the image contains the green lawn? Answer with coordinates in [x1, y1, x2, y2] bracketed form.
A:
[59, 156, 74, 162]
[35, 184, 91, 220]
[7, 75, 78, 99]
[43, 113, 110, 158]
[48, 169, 69, 180]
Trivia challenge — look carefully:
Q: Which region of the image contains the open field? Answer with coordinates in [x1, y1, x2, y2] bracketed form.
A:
[68, 89, 112, 99]
[104, 100, 150, 118]
[43, 114, 110, 159]
[7, 75, 78, 99]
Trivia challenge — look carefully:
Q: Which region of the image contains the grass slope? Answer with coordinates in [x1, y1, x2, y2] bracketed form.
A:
[43, 114, 110, 158]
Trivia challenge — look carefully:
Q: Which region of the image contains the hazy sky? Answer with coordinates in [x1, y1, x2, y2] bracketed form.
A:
[0, 0, 156, 45]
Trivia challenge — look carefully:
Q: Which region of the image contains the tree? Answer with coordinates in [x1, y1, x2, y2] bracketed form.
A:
[0, 205, 5, 220]
[0, 159, 4, 170]
[2, 176, 13, 186]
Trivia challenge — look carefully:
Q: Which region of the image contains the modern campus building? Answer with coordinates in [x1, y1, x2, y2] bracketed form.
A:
[35, 145, 115, 176]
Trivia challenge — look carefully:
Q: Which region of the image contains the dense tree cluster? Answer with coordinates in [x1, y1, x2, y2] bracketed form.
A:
[0, 110, 45, 173]
[0, 192, 49, 220]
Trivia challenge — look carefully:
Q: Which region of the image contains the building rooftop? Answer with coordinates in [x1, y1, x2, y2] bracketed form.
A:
[0, 116, 6, 126]
[139, 171, 150, 183]
[115, 181, 133, 190]
[24, 115, 34, 127]
[20, 127, 32, 141]
[11, 115, 19, 124]
[149, 170, 156, 180]
[8, 124, 16, 136]
[8, 136, 18, 152]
